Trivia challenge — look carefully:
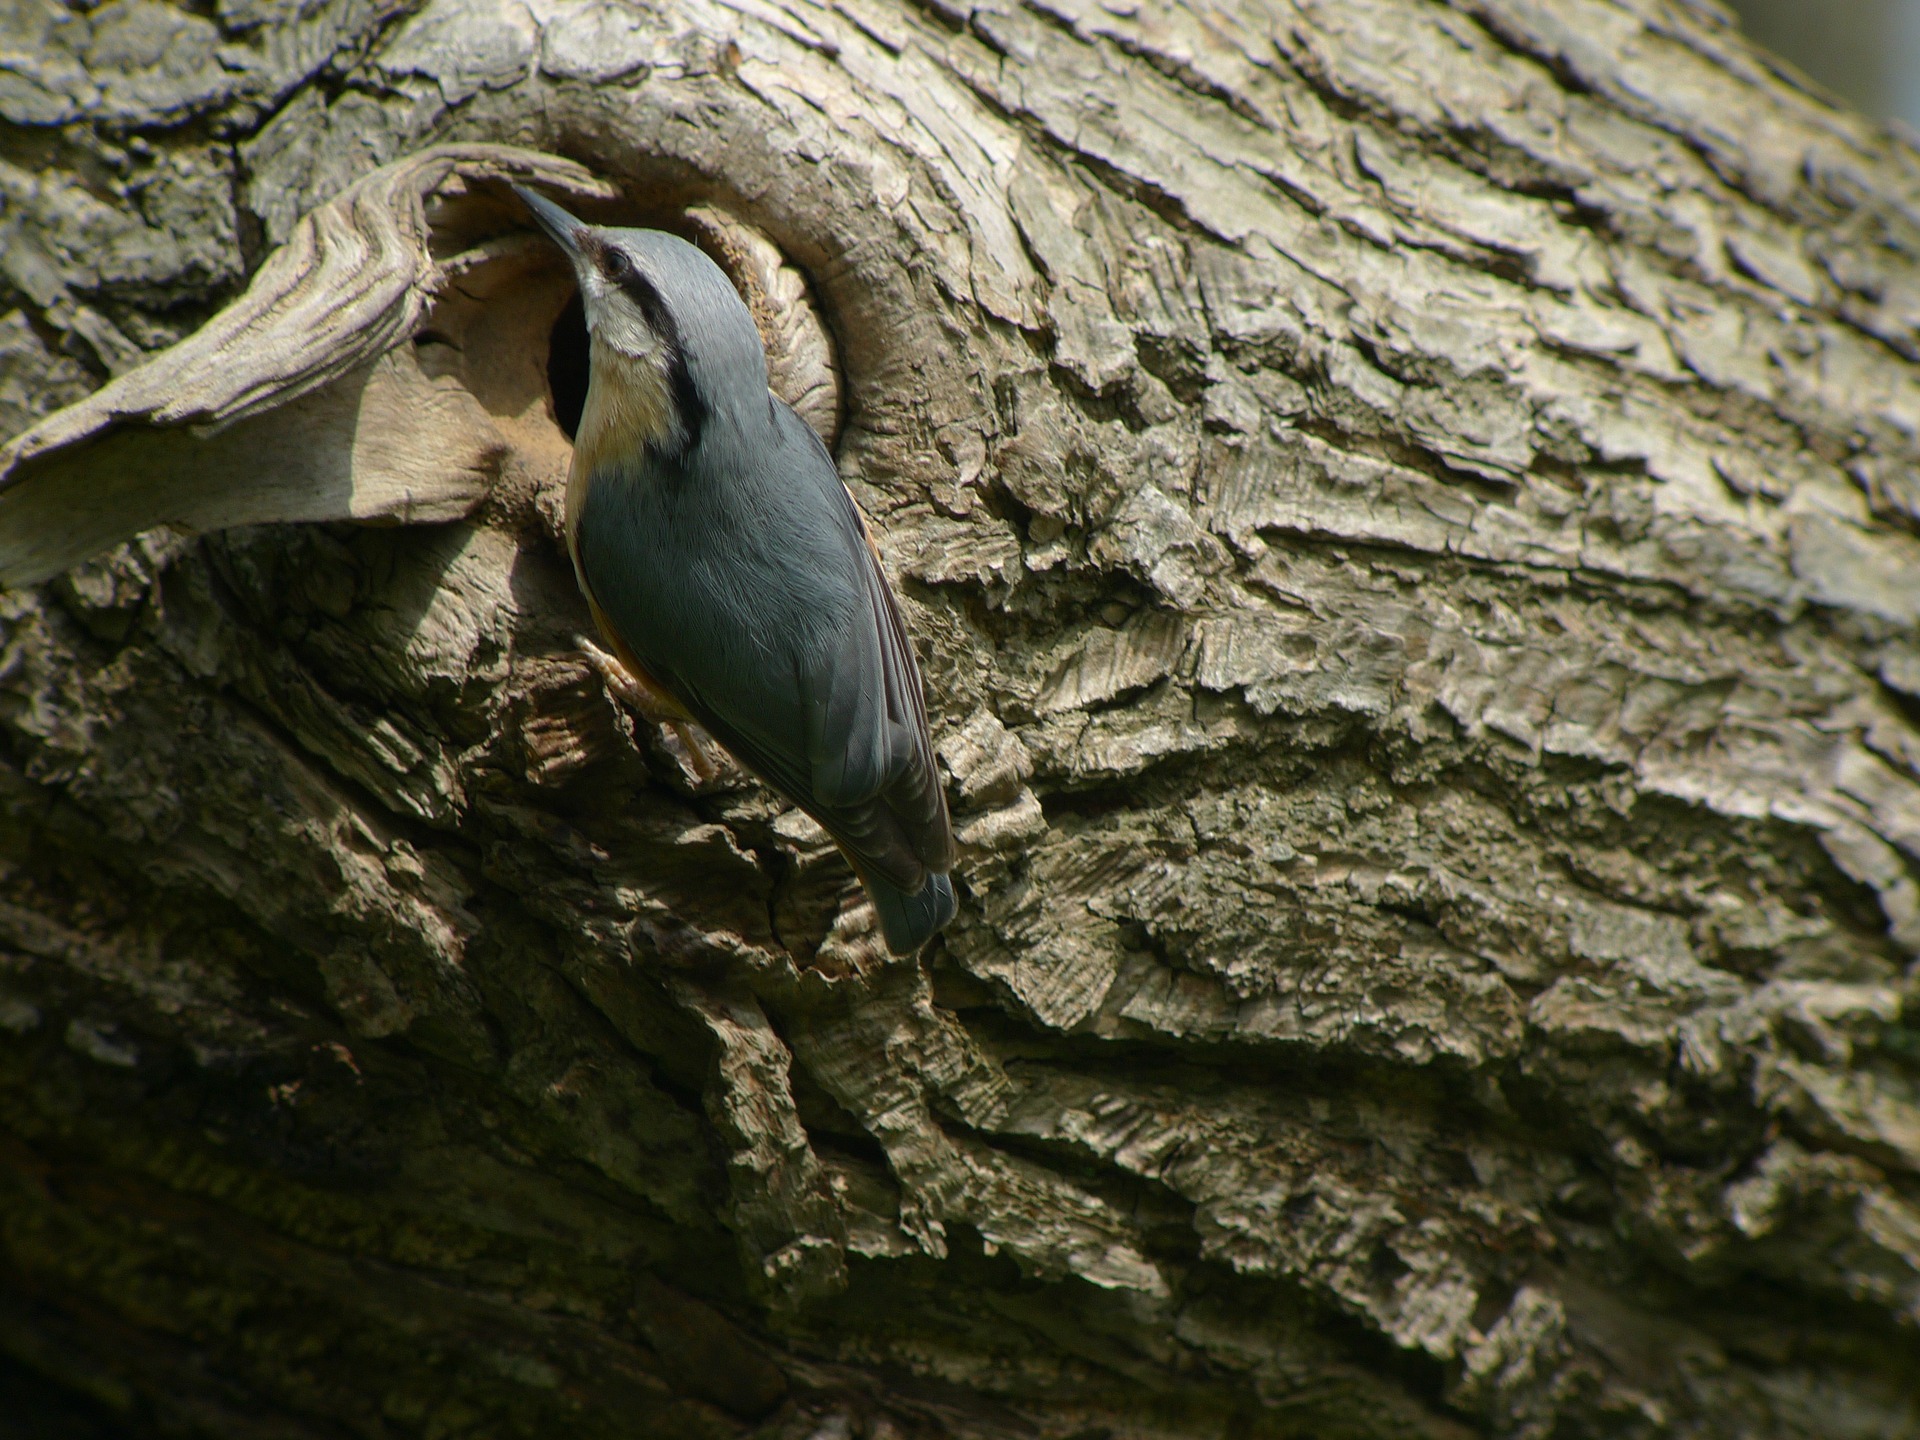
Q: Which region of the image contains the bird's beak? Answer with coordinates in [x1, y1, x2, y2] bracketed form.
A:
[510, 183, 591, 268]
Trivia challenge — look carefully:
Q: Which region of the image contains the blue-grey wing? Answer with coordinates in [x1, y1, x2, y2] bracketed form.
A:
[582, 403, 952, 892]
[724, 405, 954, 887]
[801, 464, 955, 881]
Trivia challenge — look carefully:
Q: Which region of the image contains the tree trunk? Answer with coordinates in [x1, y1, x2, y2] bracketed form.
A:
[3, 0, 1920, 1435]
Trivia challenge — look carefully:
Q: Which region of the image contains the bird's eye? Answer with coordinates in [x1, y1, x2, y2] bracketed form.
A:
[603, 247, 634, 282]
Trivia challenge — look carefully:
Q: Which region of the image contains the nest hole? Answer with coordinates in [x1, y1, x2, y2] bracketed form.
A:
[547, 291, 590, 442]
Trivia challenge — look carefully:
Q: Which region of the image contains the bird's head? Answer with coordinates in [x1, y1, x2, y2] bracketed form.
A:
[510, 184, 770, 455]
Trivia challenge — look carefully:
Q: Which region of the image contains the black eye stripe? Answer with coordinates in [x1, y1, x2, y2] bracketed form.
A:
[604, 257, 708, 454]
[615, 268, 673, 335]
[664, 348, 706, 453]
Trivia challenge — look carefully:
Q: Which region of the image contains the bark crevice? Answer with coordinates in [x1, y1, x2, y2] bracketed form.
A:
[3, 0, 1920, 1435]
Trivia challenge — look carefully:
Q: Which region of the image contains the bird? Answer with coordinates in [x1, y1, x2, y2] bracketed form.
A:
[509, 184, 957, 955]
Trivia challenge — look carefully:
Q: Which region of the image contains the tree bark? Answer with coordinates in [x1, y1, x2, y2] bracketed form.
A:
[3, 0, 1920, 1436]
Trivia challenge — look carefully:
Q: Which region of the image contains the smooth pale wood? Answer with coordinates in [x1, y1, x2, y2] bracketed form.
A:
[0, 350, 506, 587]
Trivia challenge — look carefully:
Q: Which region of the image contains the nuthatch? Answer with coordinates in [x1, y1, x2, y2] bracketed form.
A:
[511, 185, 957, 954]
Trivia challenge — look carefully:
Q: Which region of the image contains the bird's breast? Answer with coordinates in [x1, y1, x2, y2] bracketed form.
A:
[566, 341, 678, 559]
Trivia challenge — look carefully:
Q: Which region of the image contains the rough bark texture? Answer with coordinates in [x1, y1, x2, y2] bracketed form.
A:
[3, 0, 1920, 1436]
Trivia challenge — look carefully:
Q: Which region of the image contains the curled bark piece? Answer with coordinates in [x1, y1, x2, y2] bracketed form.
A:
[0, 145, 617, 589]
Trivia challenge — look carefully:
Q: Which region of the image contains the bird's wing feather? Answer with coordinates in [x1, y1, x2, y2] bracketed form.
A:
[838, 482, 957, 874]
[785, 406, 954, 874]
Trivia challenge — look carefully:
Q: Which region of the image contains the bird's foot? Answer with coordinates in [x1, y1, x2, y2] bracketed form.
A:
[579, 638, 686, 720]
[656, 720, 730, 786]
[579, 638, 731, 788]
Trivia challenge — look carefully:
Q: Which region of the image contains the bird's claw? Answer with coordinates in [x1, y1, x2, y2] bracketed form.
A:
[656, 720, 728, 786]
[580, 638, 673, 718]
[579, 638, 729, 787]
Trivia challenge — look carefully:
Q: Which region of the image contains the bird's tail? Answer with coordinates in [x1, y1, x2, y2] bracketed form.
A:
[863, 869, 956, 955]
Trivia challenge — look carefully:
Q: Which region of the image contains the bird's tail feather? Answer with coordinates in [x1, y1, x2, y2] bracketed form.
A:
[865, 869, 956, 955]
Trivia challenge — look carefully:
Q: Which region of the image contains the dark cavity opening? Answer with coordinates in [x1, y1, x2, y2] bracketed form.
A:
[547, 291, 590, 441]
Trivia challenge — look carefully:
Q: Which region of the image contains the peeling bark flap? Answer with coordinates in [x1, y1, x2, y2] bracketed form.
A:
[0, 145, 617, 589]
